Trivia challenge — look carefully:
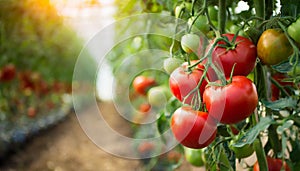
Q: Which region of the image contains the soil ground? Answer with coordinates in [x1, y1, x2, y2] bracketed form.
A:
[0, 102, 199, 171]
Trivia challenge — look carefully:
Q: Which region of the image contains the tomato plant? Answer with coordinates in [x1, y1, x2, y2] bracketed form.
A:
[170, 106, 217, 149]
[112, 0, 300, 170]
[257, 29, 293, 65]
[203, 76, 258, 124]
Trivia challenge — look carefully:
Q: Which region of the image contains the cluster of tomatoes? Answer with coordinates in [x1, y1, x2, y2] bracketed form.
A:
[131, 24, 298, 169]
[168, 33, 259, 149]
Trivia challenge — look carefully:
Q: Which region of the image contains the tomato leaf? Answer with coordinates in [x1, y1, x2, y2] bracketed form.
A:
[276, 120, 294, 134]
[217, 145, 234, 171]
[233, 117, 273, 147]
[164, 97, 182, 118]
[262, 97, 297, 111]
[157, 111, 170, 136]
[272, 60, 293, 73]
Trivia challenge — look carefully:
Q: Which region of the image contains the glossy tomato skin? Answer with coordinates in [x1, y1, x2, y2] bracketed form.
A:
[169, 61, 208, 105]
[212, 34, 257, 77]
[257, 29, 293, 65]
[203, 76, 258, 124]
[171, 106, 217, 149]
[184, 147, 205, 167]
[253, 157, 291, 171]
[133, 76, 156, 95]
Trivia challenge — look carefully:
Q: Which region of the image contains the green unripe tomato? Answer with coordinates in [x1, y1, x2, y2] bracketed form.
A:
[188, 15, 210, 34]
[229, 141, 254, 159]
[184, 147, 205, 167]
[147, 86, 171, 107]
[163, 58, 182, 74]
[288, 18, 300, 43]
[181, 34, 200, 54]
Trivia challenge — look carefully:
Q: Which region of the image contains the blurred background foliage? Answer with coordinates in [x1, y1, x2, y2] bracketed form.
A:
[0, 0, 82, 82]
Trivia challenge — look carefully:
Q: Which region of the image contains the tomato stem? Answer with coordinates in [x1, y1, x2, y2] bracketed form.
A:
[218, 0, 227, 34]
[270, 77, 290, 97]
[254, 0, 265, 26]
[203, 0, 217, 31]
[254, 139, 268, 171]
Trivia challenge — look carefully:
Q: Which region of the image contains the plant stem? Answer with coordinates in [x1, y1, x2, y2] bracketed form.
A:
[218, 0, 226, 34]
[268, 124, 281, 156]
[254, 0, 265, 26]
[254, 139, 268, 171]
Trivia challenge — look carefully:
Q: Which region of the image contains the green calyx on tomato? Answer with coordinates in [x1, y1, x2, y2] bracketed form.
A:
[181, 34, 200, 54]
[257, 29, 293, 65]
[288, 17, 300, 43]
[203, 76, 258, 124]
[171, 106, 217, 149]
[184, 147, 205, 167]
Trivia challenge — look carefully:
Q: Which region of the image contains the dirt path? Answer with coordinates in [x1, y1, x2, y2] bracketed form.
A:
[0, 103, 143, 171]
[0, 102, 199, 171]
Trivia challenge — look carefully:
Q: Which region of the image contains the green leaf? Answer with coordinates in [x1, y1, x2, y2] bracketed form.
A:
[164, 97, 182, 118]
[157, 111, 170, 135]
[262, 97, 297, 111]
[272, 60, 294, 73]
[233, 117, 273, 147]
[217, 146, 234, 171]
[276, 120, 294, 134]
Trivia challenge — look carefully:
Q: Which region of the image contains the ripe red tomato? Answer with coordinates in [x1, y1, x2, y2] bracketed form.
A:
[169, 61, 207, 106]
[211, 34, 257, 77]
[0, 63, 16, 82]
[203, 76, 258, 124]
[132, 76, 156, 95]
[171, 106, 217, 149]
[253, 157, 291, 171]
[257, 29, 293, 65]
